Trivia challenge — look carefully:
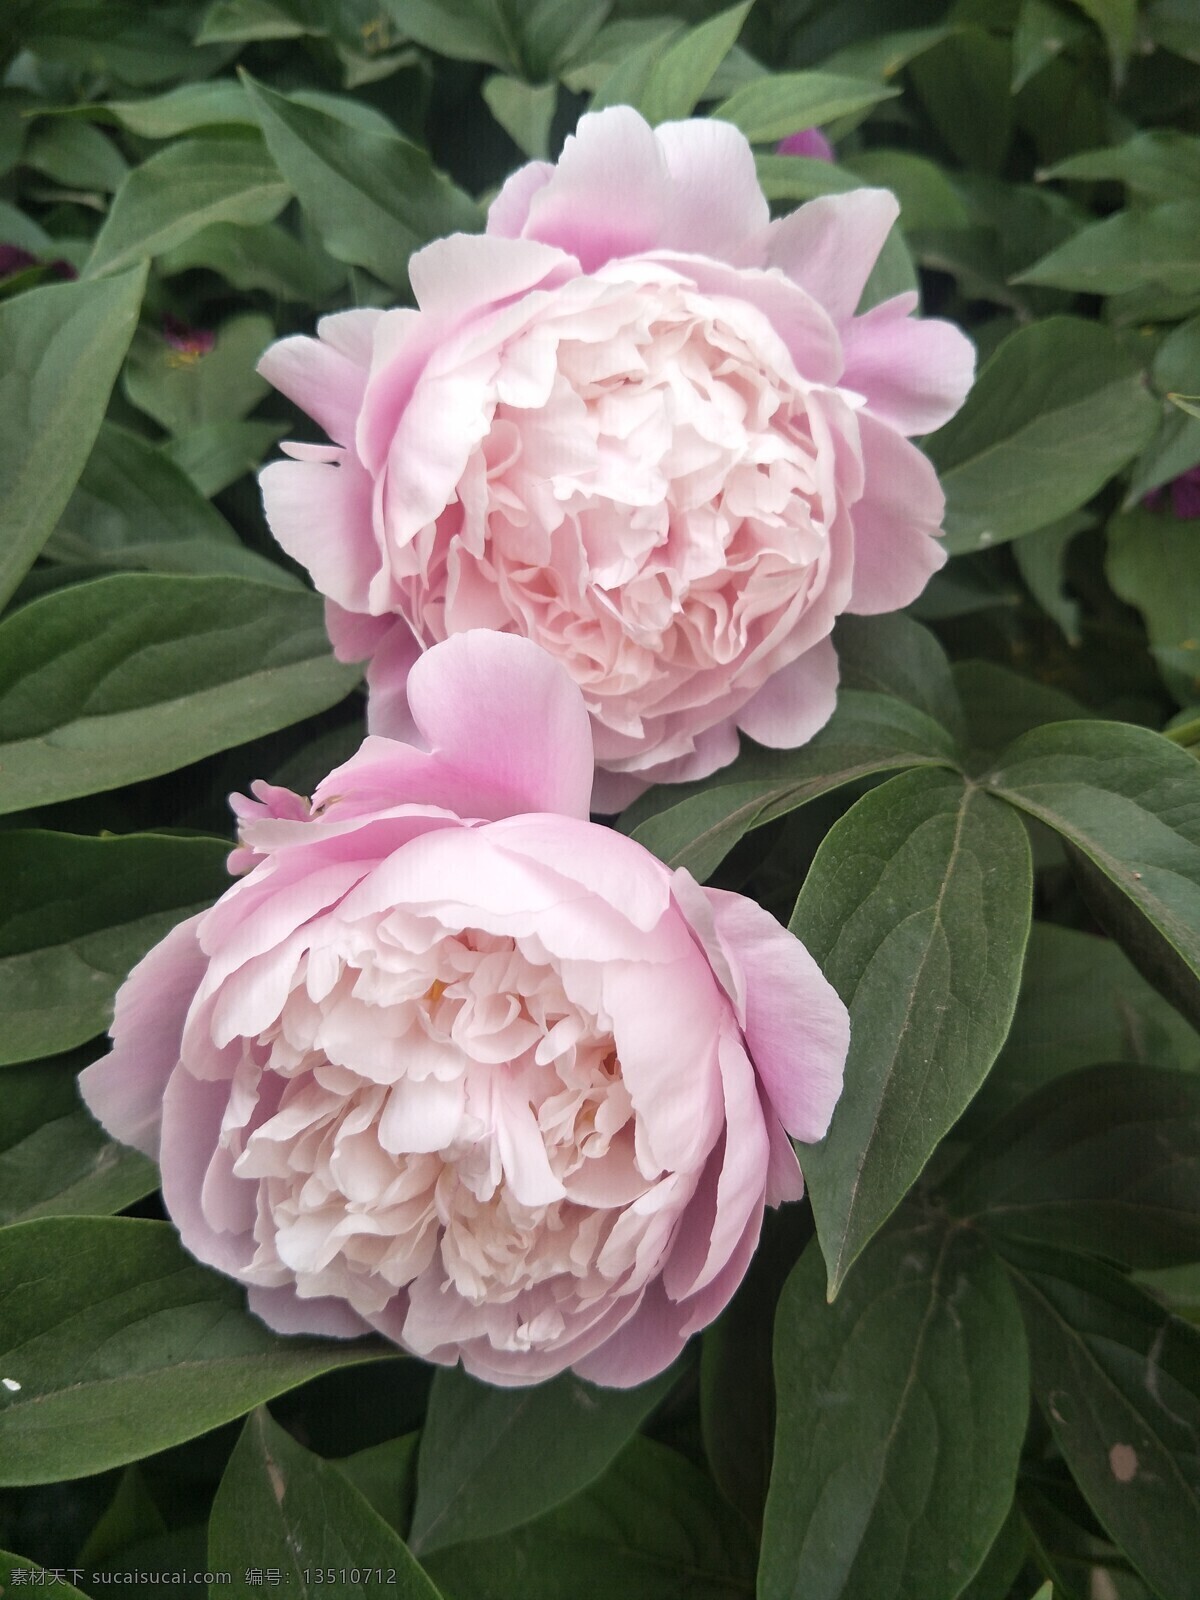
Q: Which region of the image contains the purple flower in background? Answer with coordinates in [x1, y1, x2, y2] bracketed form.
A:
[1171, 467, 1200, 519]
[1145, 465, 1200, 520]
[776, 128, 835, 162]
[162, 313, 216, 365]
[0, 244, 77, 283]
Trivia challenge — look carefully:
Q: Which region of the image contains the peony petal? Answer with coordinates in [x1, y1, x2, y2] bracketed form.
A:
[603, 957, 726, 1174]
[259, 454, 378, 614]
[159, 1069, 257, 1276]
[404, 632, 596, 821]
[655, 118, 769, 259]
[662, 1028, 768, 1301]
[487, 813, 672, 933]
[410, 233, 578, 319]
[735, 636, 839, 749]
[765, 188, 900, 323]
[842, 293, 976, 436]
[247, 1283, 373, 1339]
[704, 888, 848, 1143]
[764, 1106, 805, 1205]
[522, 107, 669, 271]
[846, 412, 947, 615]
[78, 914, 207, 1159]
[572, 1277, 688, 1387]
[257, 310, 380, 448]
[487, 158, 555, 239]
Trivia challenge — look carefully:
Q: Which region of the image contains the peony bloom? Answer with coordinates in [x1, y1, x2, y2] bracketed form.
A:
[80, 633, 848, 1387]
[259, 105, 974, 811]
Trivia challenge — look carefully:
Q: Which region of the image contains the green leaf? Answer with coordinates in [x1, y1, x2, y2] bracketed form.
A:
[712, 71, 898, 144]
[97, 80, 257, 137]
[424, 1437, 756, 1600]
[820, 25, 956, 83]
[1018, 203, 1200, 296]
[759, 1219, 1028, 1600]
[909, 29, 1013, 174]
[0, 266, 145, 611]
[337, 1433, 420, 1535]
[86, 137, 290, 279]
[381, 0, 517, 71]
[0, 1054, 157, 1223]
[844, 149, 971, 232]
[209, 1408, 440, 1595]
[46, 422, 294, 586]
[638, 1, 752, 124]
[0, 1217, 389, 1485]
[161, 419, 288, 499]
[790, 768, 1032, 1295]
[957, 1507, 1030, 1600]
[197, 0, 318, 43]
[926, 318, 1158, 555]
[1063, 0, 1135, 74]
[0, 829, 229, 1067]
[242, 72, 481, 292]
[947, 1063, 1200, 1267]
[1001, 1240, 1200, 1600]
[976, 922, 1200, 1127]
[984, 720, 1200, 1030]
[700, 1207, 812, 1531]
[20, 1, 231, 87]
[386, 0, 608, 80]
[124, 313, 274, 437]
[834, 613, 966, 740]
[953, 661, 1093, 767]
[79, 1464, 168, 1563]
[409, 1363, 677, 1554]
[0, 574, 362, 815]
[157, 219, 345, 302]
[483, 75, 556, 159]
[755, 152, 858, 202]
[1012, 514, 1089, 645]
[1012, 0, 1091, 93]
[1106, 507, 1200, 705]
[1042, 131, 1200, 203]
[621, 691, 959, 882]
[22, 115, 129, 192]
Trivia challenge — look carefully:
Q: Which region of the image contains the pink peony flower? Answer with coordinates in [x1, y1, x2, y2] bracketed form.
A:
[259, 106, 974, 810]
[776, 127, 835, 162]
[79, 633, 848, 1387]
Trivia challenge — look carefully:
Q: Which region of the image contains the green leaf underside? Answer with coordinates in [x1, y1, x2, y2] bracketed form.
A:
[0, 1217, 392, 1485]
[1000, 1240, 1200, 1600]
[410, 1362, 678, 1554]
[424, 1437, 756, 1600]
[0, 573, 362, 814]
[0, 829, 229, 1066]
[209, 1409, 439, 1595]
[0, 267, 146, 610]
[946, 1063, 1200, 1268]
[790, 767, 1033, 1295]
[759, 1220, 1028, 1600]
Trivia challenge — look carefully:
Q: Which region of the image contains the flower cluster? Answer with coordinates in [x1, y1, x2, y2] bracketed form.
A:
[84, 106, 971, 1385]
